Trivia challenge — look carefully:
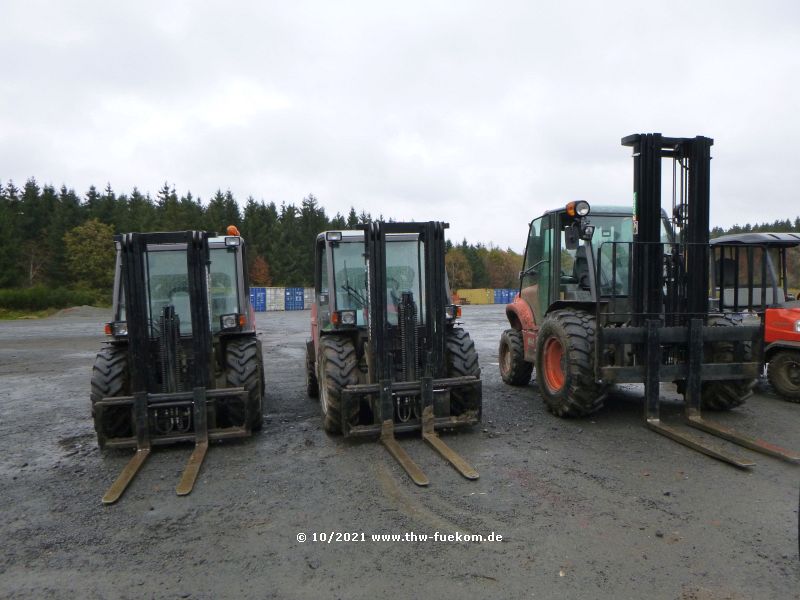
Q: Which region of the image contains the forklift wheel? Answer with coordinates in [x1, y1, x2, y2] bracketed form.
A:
[318, 336, 359, 434]
[225, 337, 264, 431]
[767, 350, 800, 402]
[698, 314, 754, 411]
[306, 340, 319, 398]
[446, 327, 481, 416]
[499, 329, 533, 386]
[90, 345, 133, 447]
[535, 309, 606, 418]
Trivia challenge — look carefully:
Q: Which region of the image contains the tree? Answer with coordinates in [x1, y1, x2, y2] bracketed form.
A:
[249, 254, 272, 285]
[445, 248, 472, 289]
[63, 219, 116, 289]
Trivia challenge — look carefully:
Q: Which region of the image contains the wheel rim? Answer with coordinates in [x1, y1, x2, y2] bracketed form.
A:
[542, 336, 565, 392]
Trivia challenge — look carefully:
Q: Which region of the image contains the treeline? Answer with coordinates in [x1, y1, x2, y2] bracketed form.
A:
[0, 178, 525, 295]
[0, 178, 383, 291]
[445, 241, 522, 290]
[5, 176, 793, 299]
[711, 217, 800, 238]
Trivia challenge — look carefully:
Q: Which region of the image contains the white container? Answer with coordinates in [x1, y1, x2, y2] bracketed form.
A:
[266, 287, 285, 311]
[303, 287, 314, 310]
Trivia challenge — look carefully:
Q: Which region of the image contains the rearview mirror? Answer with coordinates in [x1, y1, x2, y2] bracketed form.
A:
[565, 223, 580, 250]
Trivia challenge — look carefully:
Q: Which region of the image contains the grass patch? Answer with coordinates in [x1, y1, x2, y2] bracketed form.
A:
[0, 307, 60, 320]
[0, 286, 108, 311]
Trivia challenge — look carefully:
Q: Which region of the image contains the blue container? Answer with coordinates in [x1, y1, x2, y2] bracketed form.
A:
[251, 287, 267, 312]
[284, 288, 304, 310]
[493, 289, 504, 304]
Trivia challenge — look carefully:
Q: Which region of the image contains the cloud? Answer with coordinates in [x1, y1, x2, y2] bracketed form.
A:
[1, 0, 799, 249]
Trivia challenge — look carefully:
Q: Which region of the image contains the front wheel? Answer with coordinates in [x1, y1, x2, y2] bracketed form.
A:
[445, 327, 482, 417]
[535, 309, 606, 417]
[90, 345, 132, 447]
[225, 337, 264, 431]
[499, 328, 533, 386]
[767, 350, 800, 402]
[698, 314, 754, 411]
[318, 336, 359, 434]
[306, 340, 319, 398]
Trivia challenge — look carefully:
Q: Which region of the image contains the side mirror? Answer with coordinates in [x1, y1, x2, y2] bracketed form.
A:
[565, 223, 580, 250]
[580, 224, 595, 241]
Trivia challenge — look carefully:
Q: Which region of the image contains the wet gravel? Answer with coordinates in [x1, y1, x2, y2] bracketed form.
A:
[0, 305, 798, 599]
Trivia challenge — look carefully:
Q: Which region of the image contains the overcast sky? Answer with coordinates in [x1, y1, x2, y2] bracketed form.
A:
[2, 1, 798, 250]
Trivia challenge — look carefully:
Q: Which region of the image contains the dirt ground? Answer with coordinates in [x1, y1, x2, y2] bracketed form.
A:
[0, 305, 797, 600]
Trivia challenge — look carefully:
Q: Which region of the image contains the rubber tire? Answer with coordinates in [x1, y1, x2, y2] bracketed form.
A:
[90, 346, 132, 447]
[699, 314, 754, 411]
[767, 350, 800, 402]
[445, 327, 482, 417]
[225, 337, 264, 431]
[306, 340, 319, 398]
[318, 336, 359, 434]
[499, 328, 533, 386]
[535, 309, 606, 417]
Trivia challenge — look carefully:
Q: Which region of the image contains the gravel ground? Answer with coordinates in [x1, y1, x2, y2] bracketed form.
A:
[0, 304, 797, 600]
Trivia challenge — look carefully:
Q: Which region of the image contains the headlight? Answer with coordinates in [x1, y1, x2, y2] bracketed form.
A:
[445, 305, 462, 320]
[566, 200, 591, 217]
[332, 310, 357, 326]
[220, 313, 239, 330]
[105, 321, 128, 336]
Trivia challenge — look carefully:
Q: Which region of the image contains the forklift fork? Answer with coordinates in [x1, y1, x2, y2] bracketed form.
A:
[378, 377, 479, 486]
[644, 320, 799, 468]
[101, 387, 227, 504]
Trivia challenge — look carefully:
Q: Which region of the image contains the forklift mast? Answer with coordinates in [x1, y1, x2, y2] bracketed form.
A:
[364, 221, 449, 380]
[119, 231, 213, 393]
[623, 133, 713, 325]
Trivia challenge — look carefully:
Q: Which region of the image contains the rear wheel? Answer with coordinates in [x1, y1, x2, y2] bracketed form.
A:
[499, 328, 533, 386]
[318, 336, 359, 434]
[535, 309, 606, 417]
[767, 350, 800, 402]
[446, 327, 481, 417]
[224, 337, 264, 431]
[306, 340, 319, 398]
[698, 314, 754, 411]
[90, 346, 132, 447]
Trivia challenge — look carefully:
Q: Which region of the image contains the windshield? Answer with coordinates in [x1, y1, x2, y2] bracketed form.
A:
[386, 239, 426, 325]
[332, 240, 368, 325]
[590, 214, 672, 296]
[209, 248, 240, 333]
[135, 246, 239, 336]
[146, 249, 193, 335]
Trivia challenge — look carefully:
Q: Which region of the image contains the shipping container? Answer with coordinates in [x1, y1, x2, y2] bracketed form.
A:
[456, 288, 495, 305]
[303, 287, 314, 309]
[266, 287, 285, 311]
[250, 287, 267, 312]
[284, 287, 305, 311]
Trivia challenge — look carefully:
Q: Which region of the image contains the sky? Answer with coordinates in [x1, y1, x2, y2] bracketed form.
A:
[1, 1, 799, 250]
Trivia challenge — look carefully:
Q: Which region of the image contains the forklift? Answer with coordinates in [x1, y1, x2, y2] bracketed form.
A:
[91, 228, 265, 504]
[499, 133, 798, 467]
[306, 221, 482, 485]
